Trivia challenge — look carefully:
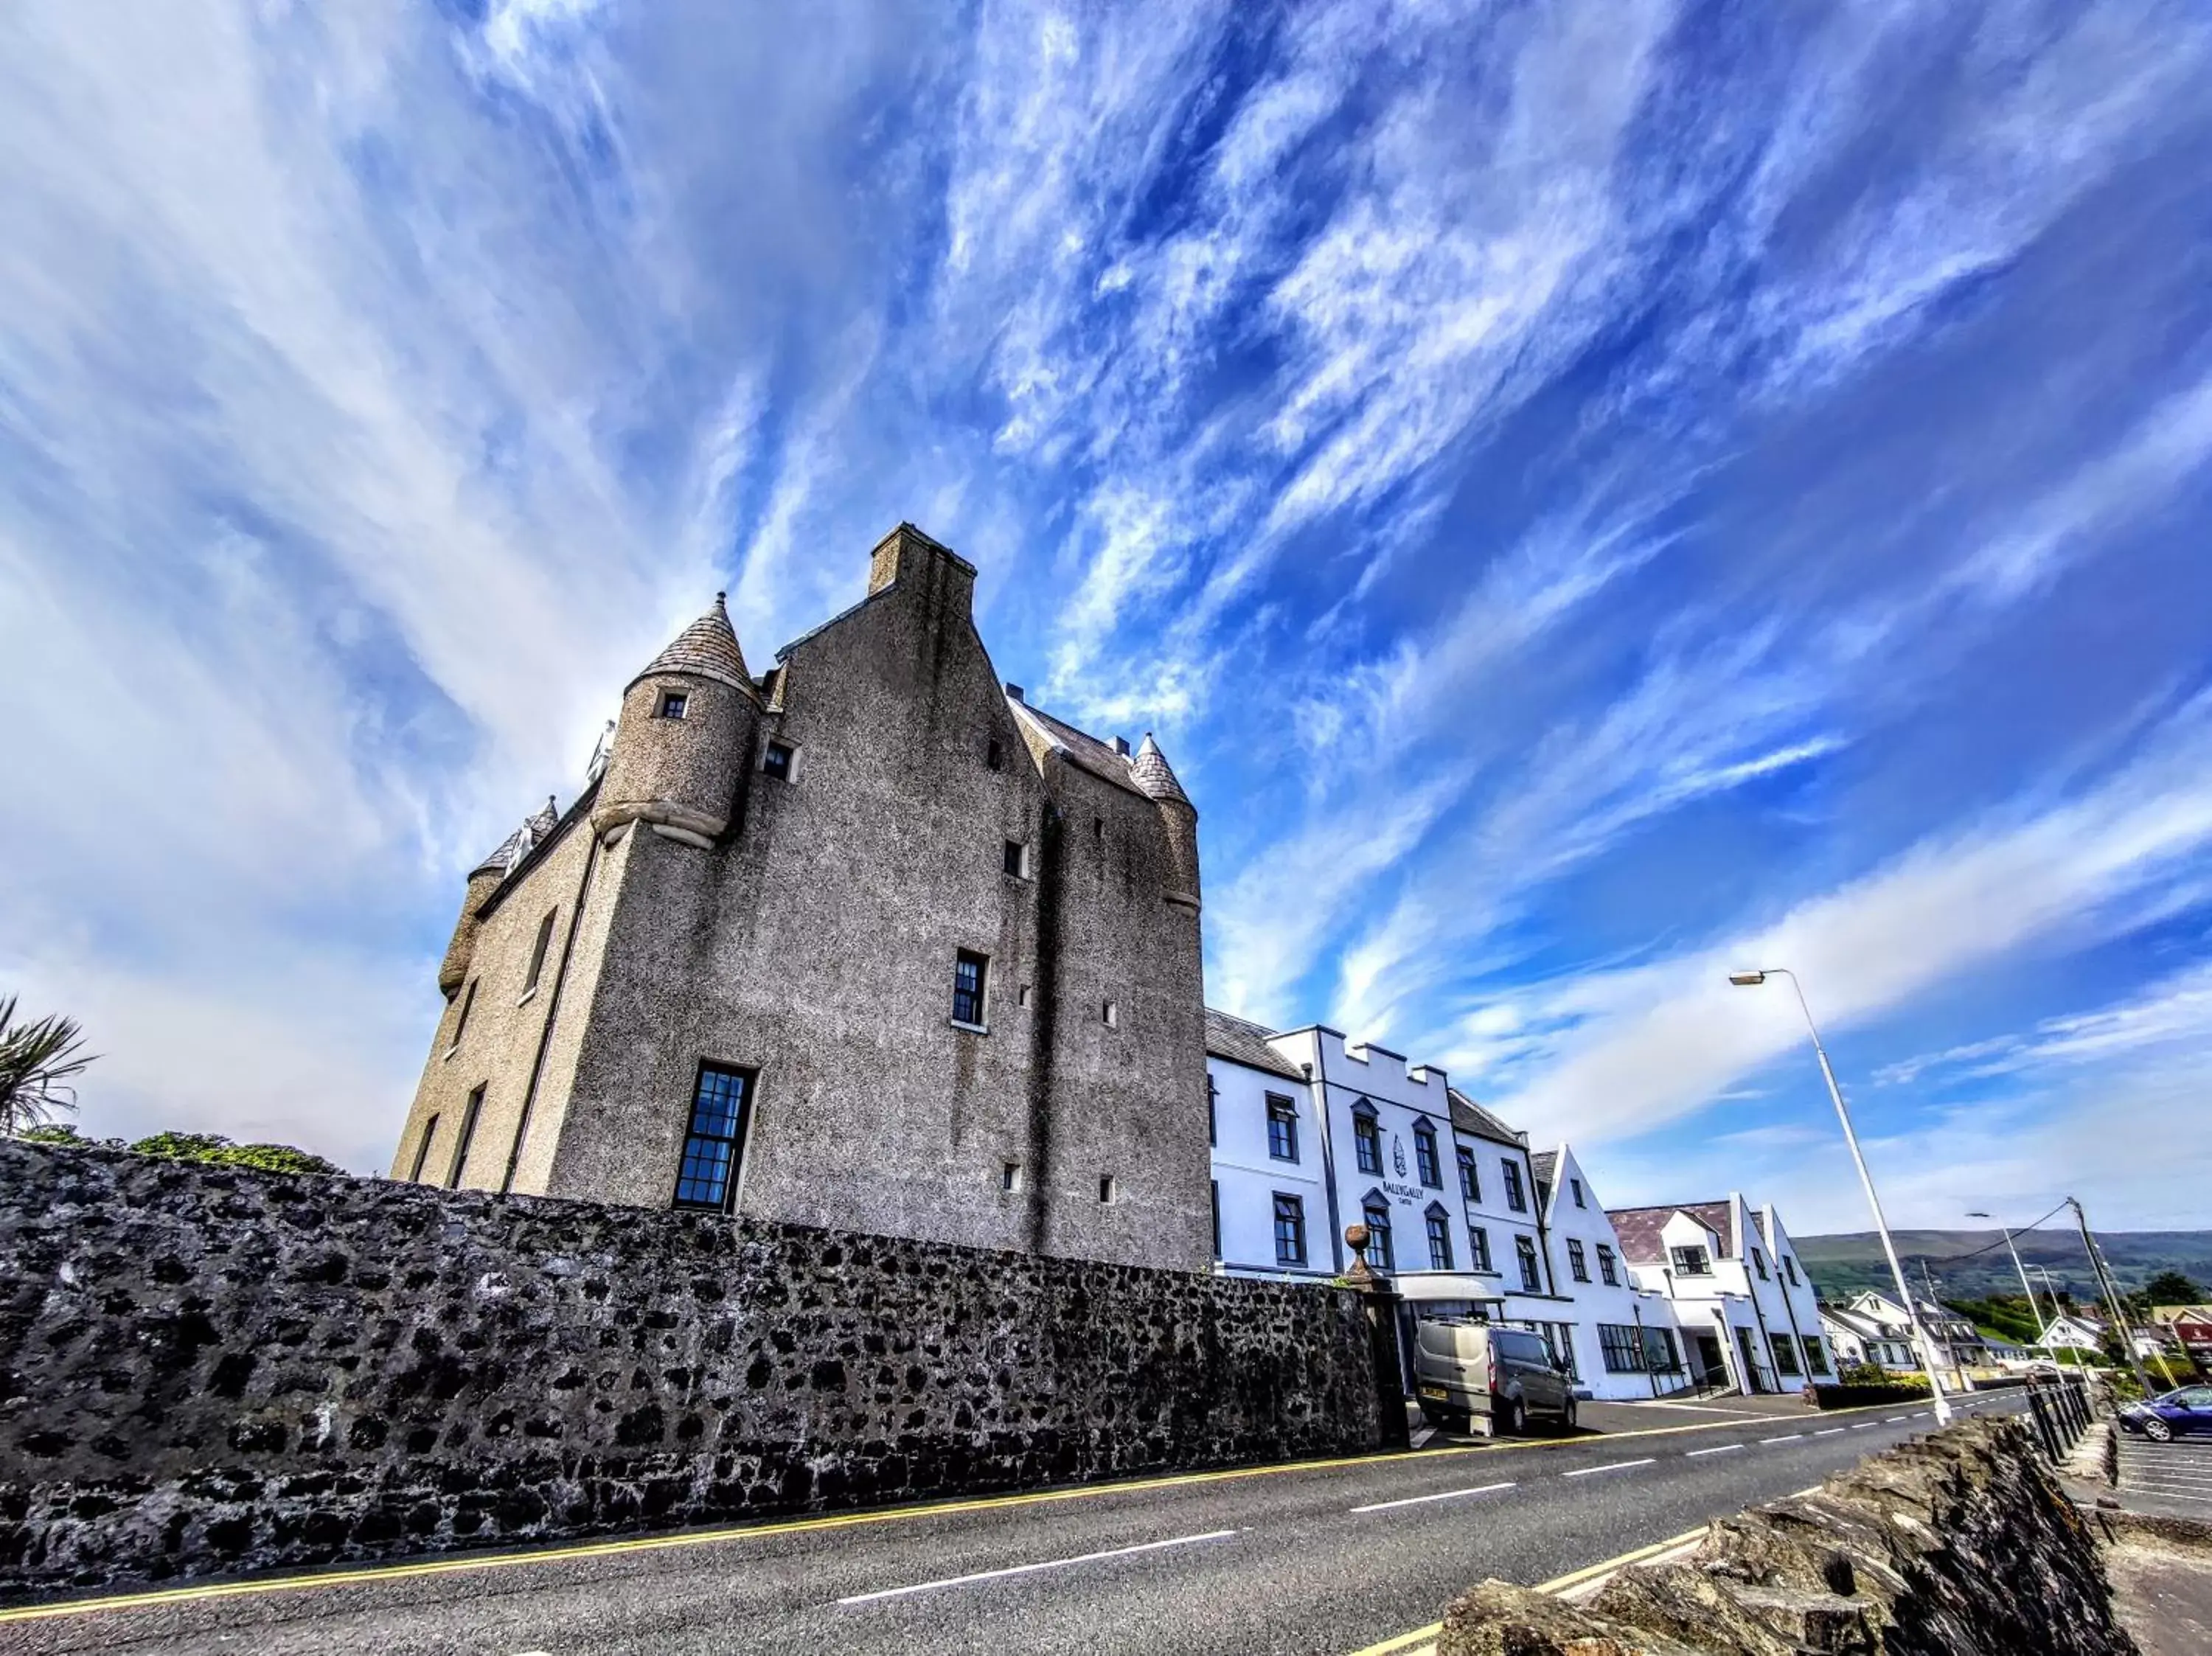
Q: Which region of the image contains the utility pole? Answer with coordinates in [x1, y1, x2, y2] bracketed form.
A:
[2070, 1197, 2153, 1396]
[1968, 1211, 2051, 1353]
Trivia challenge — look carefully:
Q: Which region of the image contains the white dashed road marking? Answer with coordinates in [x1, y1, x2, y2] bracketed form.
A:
[1352, 1481, 1517, 1514]
[837, 1530, 1240, 1606]
[1759, 1433, 1804, 1444]
[1684, 1444, 1744, 1458]
[1562, 1458, 1656, 1478]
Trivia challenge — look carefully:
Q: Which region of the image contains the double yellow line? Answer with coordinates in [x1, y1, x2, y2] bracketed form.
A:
[1344, 1525, 1711, 1656]
[0, 1396, 1951, 1627]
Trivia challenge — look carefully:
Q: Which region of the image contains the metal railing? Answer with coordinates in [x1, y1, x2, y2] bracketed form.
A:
[2021, 1376, 2093, 1463]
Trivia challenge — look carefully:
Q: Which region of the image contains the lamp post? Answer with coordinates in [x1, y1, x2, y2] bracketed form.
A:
[1729, 967, 1952, 1424]
[1966, 1210, 2050, 1359]
[2028, 1264, 2081, 1375]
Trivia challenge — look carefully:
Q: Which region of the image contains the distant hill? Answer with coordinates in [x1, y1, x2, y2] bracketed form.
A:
[1793, 1228, 2212, 1305]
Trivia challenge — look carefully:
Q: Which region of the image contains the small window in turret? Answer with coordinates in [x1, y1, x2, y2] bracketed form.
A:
[986, 738, 1004, 771]
[762, 740, 795, 782]
[658, 692, 689, 720]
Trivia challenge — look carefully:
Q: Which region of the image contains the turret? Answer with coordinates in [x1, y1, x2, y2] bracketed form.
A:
[1130, 732, 1200, 910]
[437, 798, 554, 995]
[593, 594, 761, 850]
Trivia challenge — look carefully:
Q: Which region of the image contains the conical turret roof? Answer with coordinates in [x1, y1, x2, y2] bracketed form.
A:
[627, 593, 755, 695]
[1129, 733, 1192, 808]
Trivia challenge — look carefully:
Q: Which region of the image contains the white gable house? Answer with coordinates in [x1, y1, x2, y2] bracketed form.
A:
[1607, 1195, 1832, 1395]
[1531, 1144, 1689, 1400]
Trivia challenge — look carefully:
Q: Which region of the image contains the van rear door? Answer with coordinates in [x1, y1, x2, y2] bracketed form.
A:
[1413, 1321, 1494, 1422]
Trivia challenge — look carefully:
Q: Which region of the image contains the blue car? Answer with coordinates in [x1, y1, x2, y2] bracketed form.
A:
[2120, 1384, 2212, 1441]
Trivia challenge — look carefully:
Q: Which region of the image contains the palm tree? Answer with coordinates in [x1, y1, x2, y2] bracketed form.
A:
[0, 998, 94, 1136]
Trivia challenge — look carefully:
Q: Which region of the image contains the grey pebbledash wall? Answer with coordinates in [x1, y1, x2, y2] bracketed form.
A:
[0, 1143, 1378, 1597]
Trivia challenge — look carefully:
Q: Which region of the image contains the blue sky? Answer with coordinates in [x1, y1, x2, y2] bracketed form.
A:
[4, 0, 2209, 1234]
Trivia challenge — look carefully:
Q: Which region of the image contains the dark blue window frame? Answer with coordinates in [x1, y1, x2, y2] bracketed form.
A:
[1413, 1120, 1441, 1188]
[672, 1062, 754, 1212]
[1352, 1104, 1382, 1175]
[1266, 1093, 1298, 1161]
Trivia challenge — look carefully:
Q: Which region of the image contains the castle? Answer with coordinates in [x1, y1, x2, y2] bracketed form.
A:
[391, 524, 1211, 1270]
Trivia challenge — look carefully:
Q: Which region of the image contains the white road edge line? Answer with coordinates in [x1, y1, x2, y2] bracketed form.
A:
[1352, 1481, 1517, 1514]
[836, 1529, 1240, 1606]
[1562, 1458, 1657, 1478]
[1759, 1433, 1805, 1444]
[1684, 1444, 1745, 1458]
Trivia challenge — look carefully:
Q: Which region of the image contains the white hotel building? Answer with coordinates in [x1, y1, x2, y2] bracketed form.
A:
[1206, 1009, 1654, 1396]
[1604, 1195, 1831, 1394]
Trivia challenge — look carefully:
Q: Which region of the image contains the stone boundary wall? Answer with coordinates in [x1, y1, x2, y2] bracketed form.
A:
[1437, 1415, 2135, 1655]
[0, 1142, 1377, 1598]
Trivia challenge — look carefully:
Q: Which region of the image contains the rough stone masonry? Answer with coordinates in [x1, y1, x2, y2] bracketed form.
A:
[0, 1142, 1377, 1598]
[1438, 1413, 2137, 1656]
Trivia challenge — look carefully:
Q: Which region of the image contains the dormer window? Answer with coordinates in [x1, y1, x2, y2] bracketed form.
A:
[762, 740, 794, 782]
[658, 691, 689, 720]
[1352, 1102, 1382, 1175]
[1670, 1243, 1712, 1277]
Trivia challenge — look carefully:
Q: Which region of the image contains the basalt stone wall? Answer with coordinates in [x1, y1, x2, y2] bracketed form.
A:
[1436, 1415, 2136, 1656]
[0, 1142, 1377, 1598]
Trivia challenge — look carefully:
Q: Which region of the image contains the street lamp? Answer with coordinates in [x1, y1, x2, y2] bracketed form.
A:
[1729, 967, 1952, 1424]
[1967, 1210, 2052, 1363]
[2026, 1264, 2081, 1375]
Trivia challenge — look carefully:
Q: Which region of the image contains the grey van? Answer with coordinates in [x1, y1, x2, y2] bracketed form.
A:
[1413, 1320, 1576, 1436]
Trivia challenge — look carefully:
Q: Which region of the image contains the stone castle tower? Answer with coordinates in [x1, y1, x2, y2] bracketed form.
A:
[392, 524, 1211, 1270]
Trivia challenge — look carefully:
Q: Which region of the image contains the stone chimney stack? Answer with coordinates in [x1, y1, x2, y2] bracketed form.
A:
[866, 522, 976, 615]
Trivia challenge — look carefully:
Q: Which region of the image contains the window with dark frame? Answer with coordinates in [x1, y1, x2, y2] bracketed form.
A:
[1571, 1177, 1585, 1208]
[1502, 1161, 1527, 1211]
[448, 978, 478, 1054]
[1641, 1326, 1683, 1374]
[1211, 1180, 1220, 1258]
[1457, 1146, 1480, 1203]
[408, 1113, 440, 1182]
[1567, 1238, 1590, 1281]
[1001, 1161, 1020, 1192]
[524, 909, 557, 995]
[1363, 1198, 1394, 1271]
[1670, 1242, 1713, 1276]
[1265, 1093, 1298, 1161]
[672, 1063, 752, 1211]
[448, 1085, 485, 1189]
[1752, 1248, 1769, 1281]
[1596, 1243, 1619, 1285]
[1207, 1076, 1217, 1146]
[1273, 1193, 1306, 1266]
[761, 740, 794, 781]
[1352, 1105, 1382, 1174]
[1425, 1206, 1453, 1271]
[1413, 1120, 1441, 1188]
[1599, 1323, 1646, 1373]
[1770, 1333, 1801, 1376]
[1514, 1234, 1541, 1292]
[1784, 1255, 1801, 1287]
[1469, 1225, 1492, 1272]
[658, 691, 689, 720]
[952, 950, 989, 1027]
[1803, 1335, 1831, 1375]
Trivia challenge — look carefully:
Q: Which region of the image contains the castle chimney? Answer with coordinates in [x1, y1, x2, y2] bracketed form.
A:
[866, 522, 976, 610]
[1006, 683, 1024, 703]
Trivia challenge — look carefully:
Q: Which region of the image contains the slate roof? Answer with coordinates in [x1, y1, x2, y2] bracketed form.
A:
[1606, 1200, 1736, 1264]
[1011, 700, 1158, 801]
[1447, 1087, 1527, 1148]
[1129, 734, 1192, 807]
[631, 593, 755, 694]
[1204, 1008, 1304, 1082]
[1530, 1150, 1559, 1186]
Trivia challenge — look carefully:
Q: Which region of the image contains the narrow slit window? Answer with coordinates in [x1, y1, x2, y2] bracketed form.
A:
[986, 738, 1004, 771]
[524, 909, 557, 995]
[1003, 839, 1026, 877]
[448, 1085, 485, 1189]
[407, 1113, 440, 1183]
[1001, 1161, 1020, 1193]
[1102, 999, 1118, 1028]
[672, 1063, 752, 1212]
[1098, 1174, 1116, 1203]
[1017, 983, 1033, 1009]
[448, 979, 477, 1054]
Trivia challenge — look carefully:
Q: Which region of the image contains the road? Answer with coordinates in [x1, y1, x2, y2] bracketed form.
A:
[0, 1392, 2023, 1656]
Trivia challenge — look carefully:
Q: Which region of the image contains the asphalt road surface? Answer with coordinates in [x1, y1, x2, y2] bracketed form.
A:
[0, 1391, 2023, 1656]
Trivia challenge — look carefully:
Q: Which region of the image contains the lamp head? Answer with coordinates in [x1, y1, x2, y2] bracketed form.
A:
[1966, 1211, 1991, 1220]
[1728, 970, 1767, 987]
